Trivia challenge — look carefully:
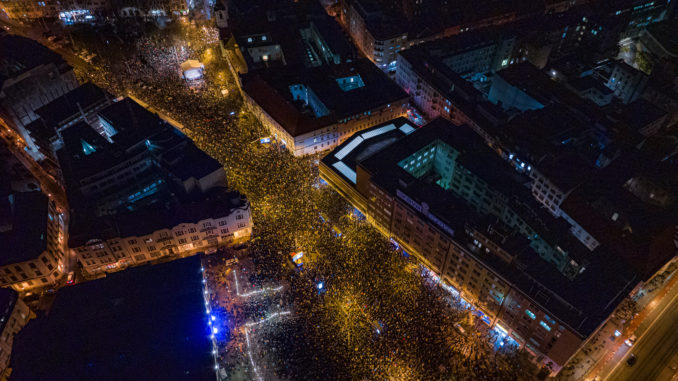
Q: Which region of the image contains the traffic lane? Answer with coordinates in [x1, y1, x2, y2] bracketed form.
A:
[608, 290, 678, 381]
[592, 274, 678, 380]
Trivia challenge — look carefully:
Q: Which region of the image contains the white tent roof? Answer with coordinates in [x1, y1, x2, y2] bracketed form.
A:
[180, 60, 204, 71]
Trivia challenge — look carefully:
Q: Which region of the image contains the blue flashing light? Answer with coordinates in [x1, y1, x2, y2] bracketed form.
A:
[389, 238, 400, 250]
[230, 111, 236, 116]
[317, 282, 324, 290]
[260, 137, 271, 144]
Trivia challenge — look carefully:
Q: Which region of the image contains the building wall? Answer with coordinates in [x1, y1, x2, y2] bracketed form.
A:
[0, 0, 60, 19]
[379, 181, 584, 369]
[530, 170, 566, 216]
[0, 200, 66, 292]
[497, 289, 583, 366]
[244, 92, 295, 150]
[293, 101, 408, 156]
[488, 74, 545, 111]
[75, 204, 252, 276]
[395, 55, 475, 126]
[0, 296, 32, 378]
[339, 0, 407, 72]
[606, 63, 648, 104]
[560, 211, 600, 251]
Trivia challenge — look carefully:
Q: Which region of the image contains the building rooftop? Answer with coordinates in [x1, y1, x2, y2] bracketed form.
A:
[351, 0, 407, 40]
[615, 98, 668, 132]
[0, 35, 70, 88]
[560, 151, 678, 278]
[493, 62, 602, 119]
[10, 256, 214, 381]
[0, 191, 50, 267]
[534, 153, 594, 193]
[229, 0, 353, 69]
[499, 105, 597, 163]
[99, 98, 169, 149]
[241, 59, 407, 137]
[645, 19, 678, 57]
[35, 82, 113, 126]
[321, 117, 416, 184]
[33, 83, 112, 128]
[57, 98, 214, 192]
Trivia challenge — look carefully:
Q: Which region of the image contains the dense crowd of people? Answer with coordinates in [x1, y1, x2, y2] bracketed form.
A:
[72, 21, 538, 380]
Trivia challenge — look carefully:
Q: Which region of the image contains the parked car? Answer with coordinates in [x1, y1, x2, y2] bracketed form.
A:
[626, 354, 637, 366]
[625, 335, 637, 347]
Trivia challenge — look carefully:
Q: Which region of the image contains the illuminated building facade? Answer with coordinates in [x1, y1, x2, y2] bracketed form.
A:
[71, 188, 252, 276]
[0, 0, 59, 20]
[395, 27, 515, 131]
[320, 118, 637, 373]
[242, 59, 408, 156]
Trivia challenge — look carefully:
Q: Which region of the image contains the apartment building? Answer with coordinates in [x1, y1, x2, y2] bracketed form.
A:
[320, 118, 637, 372]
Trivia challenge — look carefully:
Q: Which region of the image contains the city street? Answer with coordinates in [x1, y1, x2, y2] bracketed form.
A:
[607, 281, 678, 381]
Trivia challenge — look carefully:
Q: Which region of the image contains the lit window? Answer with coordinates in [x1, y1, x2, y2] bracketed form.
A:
[261, 35, 267, 41]
[247, 37, 253, 43]
[525, 309, 536, 319]
[501, 58, 509, 67]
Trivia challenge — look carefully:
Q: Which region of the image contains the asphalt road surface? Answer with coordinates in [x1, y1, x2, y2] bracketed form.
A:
[607, 290, 678, 381]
